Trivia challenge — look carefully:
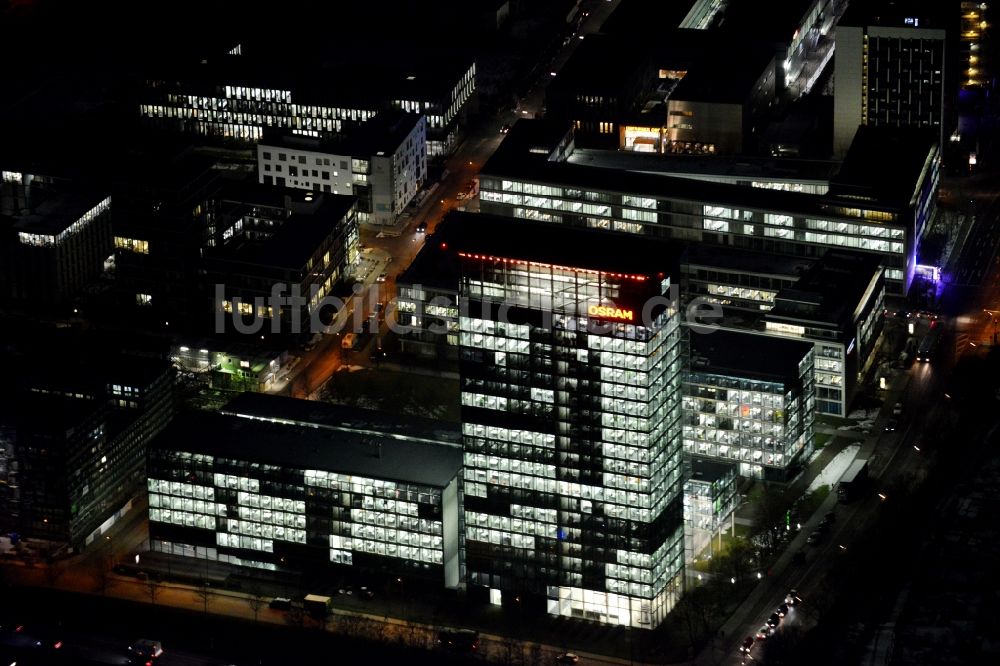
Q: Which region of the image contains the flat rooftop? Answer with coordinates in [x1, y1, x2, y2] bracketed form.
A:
[548, 34, 648, 96]
[211, 188, 356, 270]
[690, 328, 813, 384]
[397, 233, 462, 291]
[601, 1, 697, 35]
[434, 211, 685, 279]
[221, 392, 462, 448]
[840, 0, 951, 30]
[568, 148, 839, 186]
[154, 409, 462, 489]
[768, 250, 883, 327]
[0, 393, 102, 436]
[669, 45, 775, 105]
[829, 125, 938, 208]
[718, 0, 819, 42]
[342, 110, 423, 158]
[9, 189, 108, 236]
[688, 458, 738, 485]
[484, 120, 917, 218]
[682, 244, 815, 278]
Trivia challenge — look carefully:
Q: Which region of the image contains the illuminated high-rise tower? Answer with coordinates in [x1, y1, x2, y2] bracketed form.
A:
[453, 217, 686, 628]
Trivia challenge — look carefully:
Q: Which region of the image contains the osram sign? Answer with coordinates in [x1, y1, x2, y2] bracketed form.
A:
[587, 304, 634, 322]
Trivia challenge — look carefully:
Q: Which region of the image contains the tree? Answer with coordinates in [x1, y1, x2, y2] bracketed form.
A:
[750, 484, 788, 557]
[193, 581, 215, 614]
[146, 578, 161, 605]
[245, 585, 267, 623]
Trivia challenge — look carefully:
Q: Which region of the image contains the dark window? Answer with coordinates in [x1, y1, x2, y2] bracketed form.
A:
[298, 156, 307, 164]
[321, 171, 330, 179]
[278, 153, 287, 162]
[262, 151, 272, 160]
[289, 166, 298, 176]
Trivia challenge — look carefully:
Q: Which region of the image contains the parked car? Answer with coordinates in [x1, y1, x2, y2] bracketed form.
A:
[740, 636, 755, 653]
[785, 589, 802, 606]
[556, 653, 580, 664]
[776, 602, 790, 617]
[885, 418, 899, 432]
[806, 530, 824, 545]
[892, 401, 903, 416]
[756, 624, 774, 640]
[766, 613, 781, 628]
[268, 597, 292, 611]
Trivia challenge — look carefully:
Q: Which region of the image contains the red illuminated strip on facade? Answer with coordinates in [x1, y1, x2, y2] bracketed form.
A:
[456, 252, 648, 281]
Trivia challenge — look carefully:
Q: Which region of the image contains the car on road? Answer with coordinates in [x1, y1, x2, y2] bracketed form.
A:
[885, 418, 899, 432]
[500, 124, 511, 134]
[438, 629, 479, 653]
[377, 272, 388, 283]
[892, 401, 903, 416]
[415, 222, 427, 233]
[740, 636, 754, 653]
[785, 589, 802, 606]
[776, 602, 790, 617]
[756, 624, 774, 640]
[806, 530, 824, 545]
[766, 613, 781, 628]
[822, 510, 836, 527]
[556, 653, 580, 664]
[128, 639, 163, 664]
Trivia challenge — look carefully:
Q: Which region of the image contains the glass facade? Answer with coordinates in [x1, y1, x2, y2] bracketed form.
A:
[682, 351, 814, 479]
[140, 63, 475, 156]
[682, 463, 738, 563]
[147, 446, 461, 586]
[479, 173, 913, 294]
[459, 256, 685, 628]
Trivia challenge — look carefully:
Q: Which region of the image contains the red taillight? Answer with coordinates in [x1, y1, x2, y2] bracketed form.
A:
[54, 641, 63, 649]
[146, 661, 153, 666]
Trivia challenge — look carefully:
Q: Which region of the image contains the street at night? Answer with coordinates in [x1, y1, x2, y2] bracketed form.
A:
[2, 0, 999, 664]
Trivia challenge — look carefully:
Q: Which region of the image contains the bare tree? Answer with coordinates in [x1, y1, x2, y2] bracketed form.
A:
[245, 585, 267, 623]
[193, 581, 215, 614]
[285, 605, 305, 628]
[146, 578, 161, 605]
[499, 635, 523, 666]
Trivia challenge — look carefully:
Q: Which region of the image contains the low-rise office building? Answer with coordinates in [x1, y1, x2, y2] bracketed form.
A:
[258, 110, 427, 225]
[1, 169, 111, 307]
[171, 342, 286, 393]
[0, 334, 175, 550]
[681, 244, 815, 313]
[479, 119, 938, 295]
[112, 145, 223, 329]
[684, 330, 816, 480]
[204, 184, 359, 335]
[140, 47, 474, 157]
[147, 393, 463, 588]
[396, 233, 462, 360]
